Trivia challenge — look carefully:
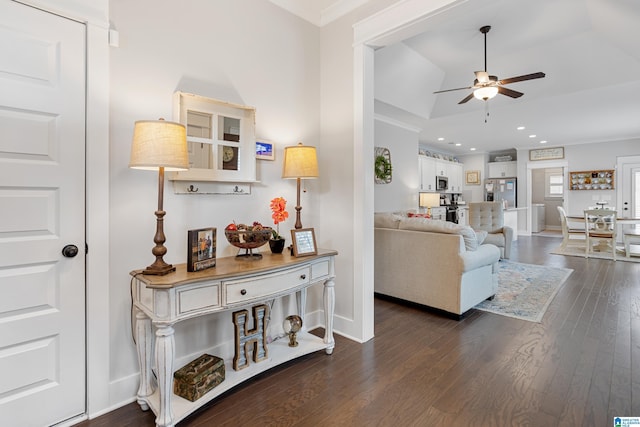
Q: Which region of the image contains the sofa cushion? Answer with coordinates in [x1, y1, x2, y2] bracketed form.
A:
[475, 230, 488, 245]
[374, 212, 403, 229]
[398, 217, 480, 251]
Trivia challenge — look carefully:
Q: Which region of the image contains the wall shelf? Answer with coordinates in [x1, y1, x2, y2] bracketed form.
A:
[569, 169, 614, 190]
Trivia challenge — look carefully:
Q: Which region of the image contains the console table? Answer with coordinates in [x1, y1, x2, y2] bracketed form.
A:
[131, 249, 337, 427]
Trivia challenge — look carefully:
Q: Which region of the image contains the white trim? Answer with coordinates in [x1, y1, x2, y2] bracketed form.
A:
[321, 0, 371, 26]
[352, 0, 462, 342]
[352, 0, 467, 46]
[374, 113, 422, 133]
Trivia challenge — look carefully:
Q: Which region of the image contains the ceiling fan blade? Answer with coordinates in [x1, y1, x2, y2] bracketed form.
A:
[458, 93, 475, 104]
[498, 72, 546, 85]
[434, 86, 473, 94]
[497, 86, 524, 98]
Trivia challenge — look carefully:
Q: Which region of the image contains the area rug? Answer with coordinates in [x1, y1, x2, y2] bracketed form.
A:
[475, 261, 573, 322]
[550, 244, 640, 263]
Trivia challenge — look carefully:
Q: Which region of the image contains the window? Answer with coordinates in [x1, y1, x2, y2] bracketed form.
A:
[546, 171, 564, 198]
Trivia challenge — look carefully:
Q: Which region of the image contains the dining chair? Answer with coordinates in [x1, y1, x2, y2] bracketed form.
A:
[584, 208, 617, 261]
[557, 206, 584, 250]
[623, 225, 640, 257]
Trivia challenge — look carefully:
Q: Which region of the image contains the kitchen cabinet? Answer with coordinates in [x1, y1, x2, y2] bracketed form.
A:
[488, 161, 517, 178]
[431, 207, 446, 221]
[458, 207, 467, 226]
[419, 155, 463, 193]
[419, 155, 436, 191]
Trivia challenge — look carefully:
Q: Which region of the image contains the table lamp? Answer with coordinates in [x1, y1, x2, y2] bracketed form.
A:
[419, 192, 440, 217]
[129, 119, 188, 275]
[282, 142, 318, 229]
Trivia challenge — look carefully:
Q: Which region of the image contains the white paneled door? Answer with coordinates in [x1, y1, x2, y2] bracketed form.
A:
[0, 2, 86, 426]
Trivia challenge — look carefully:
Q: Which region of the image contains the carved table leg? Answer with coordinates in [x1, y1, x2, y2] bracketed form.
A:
[135, 309, 153, 411]
[154, 324, 175, 427]
[323, 277, 335, 354]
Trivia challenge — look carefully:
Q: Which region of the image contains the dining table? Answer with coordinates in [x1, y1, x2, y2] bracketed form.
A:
[566, 213, 640, 257]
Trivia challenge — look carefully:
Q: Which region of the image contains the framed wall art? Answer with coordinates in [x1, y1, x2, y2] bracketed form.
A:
[465, 170, 481, 185]
[187, 227, 217, 272]
[529, 147, 564, 161]
[256, 140, 275, 160]
[291, 228, 317, 257]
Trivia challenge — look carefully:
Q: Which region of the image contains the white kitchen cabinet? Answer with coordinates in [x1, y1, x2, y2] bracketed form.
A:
[431, 207, 446, 221]
[448, 162, 463, 193]
[435, 159, 448, 176]
[488, 161, 517, 178]
[419, 155, 436, 191]
[457, 207, 468, 226]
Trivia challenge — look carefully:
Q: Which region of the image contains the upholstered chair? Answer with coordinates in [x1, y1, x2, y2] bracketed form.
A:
[468, 202, 513, 259]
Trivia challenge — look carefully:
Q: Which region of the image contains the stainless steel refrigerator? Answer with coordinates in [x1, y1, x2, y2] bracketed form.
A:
[484, 178, 517, 208]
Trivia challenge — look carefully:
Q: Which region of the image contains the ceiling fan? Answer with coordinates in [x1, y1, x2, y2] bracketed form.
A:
[434, 25, 545, 104]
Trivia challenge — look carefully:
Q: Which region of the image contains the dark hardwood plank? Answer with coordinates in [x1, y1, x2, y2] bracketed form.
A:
[76, 235, 640, 427]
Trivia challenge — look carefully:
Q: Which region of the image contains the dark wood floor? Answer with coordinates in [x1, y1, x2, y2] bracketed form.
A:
[77, 235, 640, 426]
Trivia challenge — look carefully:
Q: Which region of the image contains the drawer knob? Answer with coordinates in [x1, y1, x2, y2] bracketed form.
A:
[240, 289, 247, 295]
[300, 274, 306, 280]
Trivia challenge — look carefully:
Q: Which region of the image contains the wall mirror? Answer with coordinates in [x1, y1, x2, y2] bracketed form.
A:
[169, 92, 256, 183]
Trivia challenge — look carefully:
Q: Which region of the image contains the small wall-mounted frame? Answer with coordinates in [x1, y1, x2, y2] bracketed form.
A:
[187, 227, 217, 272]
[256, 140, 275, 160]
[465, 170, 480, 185]
[291, 228, 317, 257]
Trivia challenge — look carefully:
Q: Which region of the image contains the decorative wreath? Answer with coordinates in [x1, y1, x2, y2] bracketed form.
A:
[374, 147, 392, 184]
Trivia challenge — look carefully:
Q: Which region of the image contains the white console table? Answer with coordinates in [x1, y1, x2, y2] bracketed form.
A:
[131, 249, 337, 427]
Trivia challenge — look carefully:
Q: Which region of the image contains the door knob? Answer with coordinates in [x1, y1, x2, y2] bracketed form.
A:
[62, 244, 79, 258]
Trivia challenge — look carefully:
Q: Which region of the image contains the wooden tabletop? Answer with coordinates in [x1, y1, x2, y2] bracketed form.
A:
[131, 248, 338, 288]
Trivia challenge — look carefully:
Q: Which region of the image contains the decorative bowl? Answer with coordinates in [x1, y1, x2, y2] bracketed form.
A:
[225, 229, 273, 259]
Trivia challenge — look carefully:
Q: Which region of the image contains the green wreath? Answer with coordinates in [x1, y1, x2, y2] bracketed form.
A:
[375, 154, 392, 182]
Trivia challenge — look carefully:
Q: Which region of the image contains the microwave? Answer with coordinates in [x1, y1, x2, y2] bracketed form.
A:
[436, 176, 448, 191]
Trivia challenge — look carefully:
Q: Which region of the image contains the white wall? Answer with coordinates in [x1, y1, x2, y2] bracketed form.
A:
[374, 117, 420, 212]
[109, 0, 322, 407]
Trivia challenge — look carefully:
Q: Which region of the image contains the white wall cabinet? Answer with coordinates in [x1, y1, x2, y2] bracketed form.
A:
[169, 92, 257, 185]
[488, 161, 517, 178]
[431, 207, 446, 221]
[419, 155, 436, 191]
[419, 155, 463, 193]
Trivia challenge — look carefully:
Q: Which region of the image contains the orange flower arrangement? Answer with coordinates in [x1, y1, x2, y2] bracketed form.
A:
[270, 197, 289, 239]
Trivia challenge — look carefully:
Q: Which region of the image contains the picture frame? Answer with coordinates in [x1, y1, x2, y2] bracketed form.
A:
[256, 140, 275, 160]
[187, 227, 217, 272]
[529, 146, 564, 161]
[465, 170, 481, 185]
[291, 228, 317, 257]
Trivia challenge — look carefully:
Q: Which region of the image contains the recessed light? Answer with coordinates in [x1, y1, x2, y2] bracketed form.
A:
[540, 140, 548, 144]
[437, 137, 445, 141]
[470, 147, 476, 151]
[529, 134, 536, 138]
[517, 126, 525, 130]
[455, 143, 462, 146]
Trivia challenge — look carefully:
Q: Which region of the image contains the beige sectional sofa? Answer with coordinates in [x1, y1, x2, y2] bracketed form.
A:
[374, 213, 501, 318]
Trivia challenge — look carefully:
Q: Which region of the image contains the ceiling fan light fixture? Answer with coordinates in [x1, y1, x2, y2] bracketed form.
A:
[473, 86, 498, 100]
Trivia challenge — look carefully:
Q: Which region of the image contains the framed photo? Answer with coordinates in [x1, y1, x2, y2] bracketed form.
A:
[465, 170, 481, 185]
[256, 140, 275, 160]
[291, 228, 317, 257]
[187, 227, 217, 272]
[529, 147, 564, 161]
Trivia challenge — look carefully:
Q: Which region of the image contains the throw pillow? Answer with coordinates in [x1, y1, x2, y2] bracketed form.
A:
[407, 212, 431, 219]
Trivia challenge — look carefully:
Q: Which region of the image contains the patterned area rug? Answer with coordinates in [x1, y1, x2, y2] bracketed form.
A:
[475, 261, 573, 323]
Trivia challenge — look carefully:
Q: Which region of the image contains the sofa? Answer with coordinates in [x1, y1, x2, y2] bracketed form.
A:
[374, 213, 501, 318]
[467, 202, 513, 259]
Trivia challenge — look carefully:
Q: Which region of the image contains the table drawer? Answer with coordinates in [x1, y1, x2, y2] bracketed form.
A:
[225, 266, 310, 305]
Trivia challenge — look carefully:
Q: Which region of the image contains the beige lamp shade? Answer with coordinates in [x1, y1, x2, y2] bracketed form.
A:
[282, 143, 319, 179]
[129, 119, 189, 171]
[419, 192, 440, 208]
